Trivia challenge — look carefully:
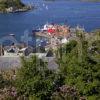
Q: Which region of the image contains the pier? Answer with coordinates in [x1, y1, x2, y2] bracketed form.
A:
[36, 31, 51, 39]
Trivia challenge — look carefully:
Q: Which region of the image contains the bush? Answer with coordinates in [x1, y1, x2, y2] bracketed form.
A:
[15, 56, 64, 99]
[56, 33, 100, 99]
[51, 85, 86, 100]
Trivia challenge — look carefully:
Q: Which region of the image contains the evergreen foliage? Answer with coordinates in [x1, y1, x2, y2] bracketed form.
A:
[0, 31, 99, 100]
[15, 56, 64, 99]
[56, 31, 100, 100]
[0, 0, 25, 12]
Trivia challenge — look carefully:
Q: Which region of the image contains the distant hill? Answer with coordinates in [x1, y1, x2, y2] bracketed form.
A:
[0, 0, 29, 13]
[0, 0, 33, 13]
[0, 0, 25, 8]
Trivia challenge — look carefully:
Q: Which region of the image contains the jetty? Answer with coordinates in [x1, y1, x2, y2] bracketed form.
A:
[36, 32, 51, 39]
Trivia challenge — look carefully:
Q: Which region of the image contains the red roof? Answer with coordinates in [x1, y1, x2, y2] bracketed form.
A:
[47, 29, 55, 34]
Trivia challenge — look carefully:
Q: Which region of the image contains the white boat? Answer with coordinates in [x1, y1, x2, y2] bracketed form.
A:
[46, 6, 49, 10]
[41, 23, 49, 31]
[9, 34, 15, 36]
[43, 3, 45, 7]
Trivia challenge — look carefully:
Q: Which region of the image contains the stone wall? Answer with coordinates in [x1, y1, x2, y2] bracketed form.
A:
[0, 57, 21, 70]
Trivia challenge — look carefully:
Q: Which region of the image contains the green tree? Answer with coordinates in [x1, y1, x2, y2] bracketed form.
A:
[15, 56, 64, 99]
[56, 31, 100, 100]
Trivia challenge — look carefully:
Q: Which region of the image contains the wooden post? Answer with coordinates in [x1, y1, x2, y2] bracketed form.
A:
[0, 44, 4, 56]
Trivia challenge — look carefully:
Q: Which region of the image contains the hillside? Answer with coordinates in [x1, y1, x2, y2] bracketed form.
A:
[0, 0, 31, 13]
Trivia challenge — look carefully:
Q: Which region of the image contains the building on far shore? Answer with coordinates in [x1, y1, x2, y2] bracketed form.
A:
[6, 7, 14, 13]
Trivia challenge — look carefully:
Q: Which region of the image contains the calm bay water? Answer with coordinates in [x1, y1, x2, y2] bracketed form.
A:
[0, 0, 100, 40]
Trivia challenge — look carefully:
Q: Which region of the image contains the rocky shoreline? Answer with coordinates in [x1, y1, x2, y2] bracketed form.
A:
[0, 6, 33, 13]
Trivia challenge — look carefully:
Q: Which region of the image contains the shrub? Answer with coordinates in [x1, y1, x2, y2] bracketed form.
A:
[15, 56, 64, 99]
